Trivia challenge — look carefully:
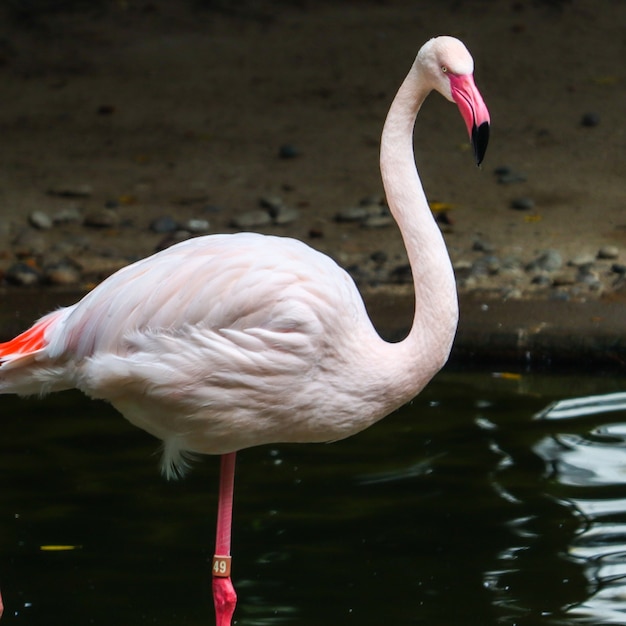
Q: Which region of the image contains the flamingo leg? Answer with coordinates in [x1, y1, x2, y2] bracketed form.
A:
[212, 452, 237, 626]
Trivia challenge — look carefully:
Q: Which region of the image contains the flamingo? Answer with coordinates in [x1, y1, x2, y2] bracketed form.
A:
[0, 36, 489, 624]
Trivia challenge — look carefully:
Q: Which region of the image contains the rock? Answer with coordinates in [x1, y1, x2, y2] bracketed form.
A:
[569, 254, 595, 267]
[528, 249, 562, 272]
[611, 263, 626, 275]
[576, 266, 601, 287]
[336, 206, 369, 222]
[472, 237, 495, 253]
[28, 210, 53, 230]
[598, 245, 619, 260]
[531, 273, 552, 287]
[5, 261, 41, 286]
[44, 262, 81, 286]
[47, 183, 93, 198]
[259, 196, 284, 212]
[510, 197, 535, 211]
[83, 208, 119, 228]
[494, 166, 527, 184]
[370, 250, 388, 265]
[150, 216, 179, 233]
[230, 210, 272, 229]
[272, 205, 299, 225]
[362, 214, 393, 228]
[52, 206, 82, 223]
[184, 218, 210, 234]
[278, 144, 299, 159]
[581, 112, 600, 127]
[471, 255, 500, 276]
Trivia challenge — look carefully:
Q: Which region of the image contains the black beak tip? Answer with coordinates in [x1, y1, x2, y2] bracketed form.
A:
[472, 122, 490, 166]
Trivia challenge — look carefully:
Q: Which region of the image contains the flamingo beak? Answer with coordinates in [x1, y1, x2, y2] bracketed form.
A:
[449, 73, 490, 166]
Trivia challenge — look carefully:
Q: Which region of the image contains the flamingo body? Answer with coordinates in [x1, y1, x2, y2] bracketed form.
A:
[1, 231, 443, 478]
[0, 36, 490, 624]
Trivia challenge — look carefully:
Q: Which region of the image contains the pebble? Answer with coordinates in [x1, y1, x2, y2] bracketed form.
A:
[580, 112, 600, 127]
[150, 216, 179, 233]
[259, 196, 284, 212]
[278, 144, 299, 159]
[47, 183, 93, 198]
[272, 205, 299, 225]
[611, 263, 626, 275]
[44, 263, 81, 286]
[362, 214, 393, 228]
[528, 249, 562, 272]
[472, 237, 495, 253]
[598, 245, 619, 260]
[184, 219, 210, 234]
[28, 210, 53, 230]
[5, 262, 41, 286]
[230, 210, 272, 229]
[52, 206, 82, 223]
[494, 166, 527, 184]
[83, 209, 119, 228]
[510, 197, 535, 211]
[569, 254, 595, 268]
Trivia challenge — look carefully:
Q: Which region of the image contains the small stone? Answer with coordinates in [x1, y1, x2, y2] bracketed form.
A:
[577, 267, 601, 287]
[528, 249, 562, 272]
[278, 144, 299, 159]
[611, 263, 626, 275]
[569, 254, 595, 268]
[272, 206, 299, 225]
[259, 196, 285, 212]
[471, 255, 501, 276]
[44, 263, 81, 286]
[581, 112, 600, 127]
[510, 197, 535, 211]
[494, 166, 527, 184]
[598, 245, 619, 260]
[28, 210, 53, 230]
[150, 216, 179, 233]
[472, 238, 495, 253]
[184, 218, 210, 234]
[370, 251, 388, 265]
[362, 214, 393, 228]
[531, 273, 552, 286]
[83, 209, 119, 228]
[5, 261, 41, 286]
[552, 272, 576, 287]
[47, 183, 93, 198]
[335, 206, 370, 222]
[52, 206, 82, 223]
[230, 210, 272, 229]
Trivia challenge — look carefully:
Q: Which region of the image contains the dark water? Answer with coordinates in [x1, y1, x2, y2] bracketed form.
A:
[2, 367, 626, 625]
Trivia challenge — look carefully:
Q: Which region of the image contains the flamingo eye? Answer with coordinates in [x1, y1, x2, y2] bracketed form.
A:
[441, 65, 448, 73]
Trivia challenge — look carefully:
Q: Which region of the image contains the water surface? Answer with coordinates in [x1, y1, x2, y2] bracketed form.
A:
[2, 367, 626, 625]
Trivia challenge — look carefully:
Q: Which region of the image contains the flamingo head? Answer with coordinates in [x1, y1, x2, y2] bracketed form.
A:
[418, 36, 490, 165]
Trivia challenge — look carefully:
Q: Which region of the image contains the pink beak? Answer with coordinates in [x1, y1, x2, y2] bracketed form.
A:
[449, 72, 490, 165]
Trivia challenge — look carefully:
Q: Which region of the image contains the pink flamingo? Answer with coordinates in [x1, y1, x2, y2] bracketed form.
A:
[0, 36, 489, 625]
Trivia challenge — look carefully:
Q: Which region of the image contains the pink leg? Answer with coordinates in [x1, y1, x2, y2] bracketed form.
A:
[0, 585, 3, 619]
[212, 452, 237, 626]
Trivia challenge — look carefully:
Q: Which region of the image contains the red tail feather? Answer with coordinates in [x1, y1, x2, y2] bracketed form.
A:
[0, 315, 56, 360]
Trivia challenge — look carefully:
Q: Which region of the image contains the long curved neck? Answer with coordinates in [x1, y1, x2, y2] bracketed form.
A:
[380, 65, 458, 383]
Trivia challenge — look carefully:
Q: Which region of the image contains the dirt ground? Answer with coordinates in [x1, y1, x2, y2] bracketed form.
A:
[0, 0, 624, 303]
